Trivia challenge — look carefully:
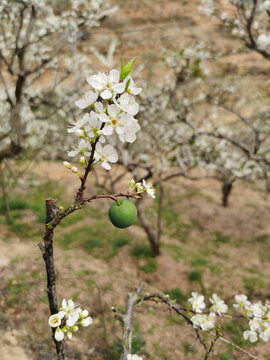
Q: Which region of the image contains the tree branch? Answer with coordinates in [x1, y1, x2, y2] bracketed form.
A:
[112, 283, 144, 360]
[39, 199, 67, 360]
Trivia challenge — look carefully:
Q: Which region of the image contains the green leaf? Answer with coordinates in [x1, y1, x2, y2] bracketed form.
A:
[120, 57, 137, 81]
[121, 56, 125, 73]
[125, 78, 131, 90]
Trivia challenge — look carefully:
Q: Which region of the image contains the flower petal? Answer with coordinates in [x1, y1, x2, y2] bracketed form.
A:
[55, 327, 65, 342]
[113, 82, 126, 94]
[100, 89, 112, 99]
[102, 161, 112, 170]
[75, 99, 87, 109]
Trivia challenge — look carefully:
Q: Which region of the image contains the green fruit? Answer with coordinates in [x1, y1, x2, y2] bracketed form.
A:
[108, 199, 137, 228]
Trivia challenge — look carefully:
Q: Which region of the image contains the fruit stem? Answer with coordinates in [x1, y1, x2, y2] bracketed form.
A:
[116, 200, 121, 206]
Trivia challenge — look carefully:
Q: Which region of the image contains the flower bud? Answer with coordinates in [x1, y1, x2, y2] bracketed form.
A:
[81, 316, 93, 327]
[73, 326, 79, 332]
[136, 183, 143, 192]
[81, 309, 88, 318]
[54, 327, 65, 342]
[72, 167, 78, 173]
[67, 332, 72, 340]
[63, 161, 71, 169]
[80, 156, 85, 165]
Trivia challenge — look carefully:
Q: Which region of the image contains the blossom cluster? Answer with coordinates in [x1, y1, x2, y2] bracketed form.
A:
[129, 179, 156, 199]
[187, 292, 270, 343]
[48, 299, 92, 342]
[188, 292, 228, 331]
[65, 60, 142, 172]
[234, 295, 270, 343]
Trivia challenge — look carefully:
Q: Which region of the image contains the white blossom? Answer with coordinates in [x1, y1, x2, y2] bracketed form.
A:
[48, 299, 92, 342]
[260, 0, 270, 11]
[142, 179, 156, 198]
[127, 355, 143, 360]
[81, 309, 88, 317]
[117, 93, 139, 115]
[67, 113, 91, 134]
[84, 111, 105, 142]
[188, 292, 206, 313]
[243, 330, 258, 343]
[94, 143, 118, 170]
[48, 313, 65, 328]
[124, 75, 142, 95]
[210, 294, 228, 315]
[68, 139, 91, 158]
[98, 104, 136, 138]
[260, 326, 270, 342]
[233, 295, 251, 310]
[87, 69, 125, 99]
[191, 312, 216, 331]
[249, 318, 261, 332]
[257, 33, 270, 50]
[55, 327, 65, 342]
[118, 118, 141, 143]
[75, 91, 99, 109]
[61, 299, 80, 327]
[250, 302, 266, 318]
[81, 317, 93, 327]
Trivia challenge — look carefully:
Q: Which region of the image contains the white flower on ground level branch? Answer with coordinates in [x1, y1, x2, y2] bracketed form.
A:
[191, 312, 216, 331]
[188, 292, 206, 313]
[210, 293, 228, 315]
[233, 294, 251, 310]
[187, 291, 270, 344]
[127, 355, 143, 360]
[48, 299, 92, 342]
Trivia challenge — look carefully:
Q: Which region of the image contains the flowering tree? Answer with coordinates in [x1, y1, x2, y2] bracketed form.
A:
[197, 0, 270, 195]
[0, 0, 117, 216]
[199, 0, 270, 60]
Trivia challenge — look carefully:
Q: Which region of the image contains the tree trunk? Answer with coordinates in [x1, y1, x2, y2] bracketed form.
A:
[0, 169, 10, 221]
[221, 181, 233, 207]
[136, 199, 161, 256]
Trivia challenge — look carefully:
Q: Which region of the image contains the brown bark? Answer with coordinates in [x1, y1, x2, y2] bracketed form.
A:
[221, 181, 233, 207]
[40, 199, 67, 360]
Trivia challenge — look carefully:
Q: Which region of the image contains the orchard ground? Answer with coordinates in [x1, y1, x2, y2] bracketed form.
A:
[0, 161, 270, 360]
